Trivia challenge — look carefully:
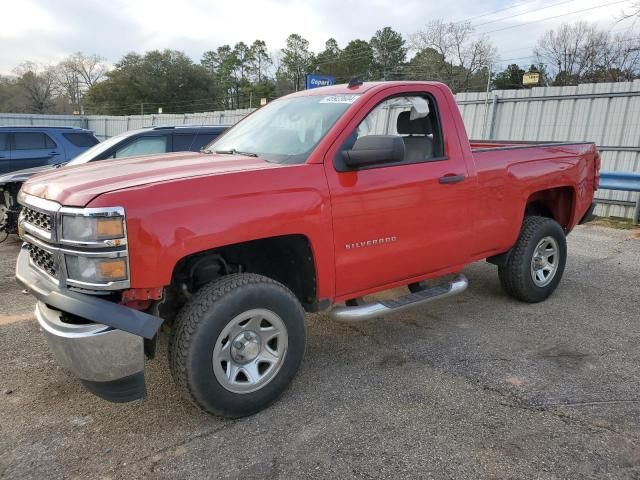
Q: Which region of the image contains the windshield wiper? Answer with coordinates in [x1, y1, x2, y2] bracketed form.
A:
[214, 149, 258, 157]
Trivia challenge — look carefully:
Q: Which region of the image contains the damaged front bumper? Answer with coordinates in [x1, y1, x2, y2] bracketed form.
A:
[16, 247, 163, 402]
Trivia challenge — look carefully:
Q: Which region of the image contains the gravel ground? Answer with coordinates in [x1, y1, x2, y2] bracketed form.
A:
[0, 224, 639, 479]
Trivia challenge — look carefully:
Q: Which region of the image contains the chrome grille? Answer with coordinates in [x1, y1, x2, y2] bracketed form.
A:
[23, 207, 52, 232]
[26, 243, 56, 277]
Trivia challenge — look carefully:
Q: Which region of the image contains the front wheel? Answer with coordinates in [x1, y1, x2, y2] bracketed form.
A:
[169, 273, 306, 417]
[498, 216, 567, 303]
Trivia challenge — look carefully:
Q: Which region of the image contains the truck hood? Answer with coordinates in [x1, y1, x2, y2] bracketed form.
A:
[22, 151, 282, 206]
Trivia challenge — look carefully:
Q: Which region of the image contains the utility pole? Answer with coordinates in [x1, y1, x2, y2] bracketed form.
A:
[481, 63, 493, 140]
[140, 103, 144, 116]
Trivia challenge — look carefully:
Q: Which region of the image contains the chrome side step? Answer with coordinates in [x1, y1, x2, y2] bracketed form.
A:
[330, 274, 469, 322]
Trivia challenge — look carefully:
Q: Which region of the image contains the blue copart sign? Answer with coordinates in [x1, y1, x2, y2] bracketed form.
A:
[305, 74, 336, 89]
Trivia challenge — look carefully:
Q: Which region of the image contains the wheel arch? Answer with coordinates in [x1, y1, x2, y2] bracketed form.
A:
[524, 186, 576, 230]
[170, 234, 321, 313]
[488, 187, 574, 267]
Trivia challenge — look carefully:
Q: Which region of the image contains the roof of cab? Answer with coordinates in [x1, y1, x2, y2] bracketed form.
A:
[285, 81, 446, 98]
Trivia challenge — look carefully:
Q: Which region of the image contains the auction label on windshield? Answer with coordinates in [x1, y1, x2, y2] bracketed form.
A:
[320, 95, 360, 104]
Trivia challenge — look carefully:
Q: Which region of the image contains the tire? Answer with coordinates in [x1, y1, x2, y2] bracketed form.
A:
[169, 273, 306, 417]
[498, 216, 567, 303]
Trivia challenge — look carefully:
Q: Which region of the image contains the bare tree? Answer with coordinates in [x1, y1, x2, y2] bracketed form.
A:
[54, 63, 82, 113]
[409, 21, 497, 92]
[13, 62, 57, 113]
[619, 1, 640, 20]
[55, 53, 107, 113]
[67, 52, 108, 88]
[595, 30, 640, 82]
[535, 22, 640, 85]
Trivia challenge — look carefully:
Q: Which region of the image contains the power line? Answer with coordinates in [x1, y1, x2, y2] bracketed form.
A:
[453, 0, 540, 24]
[473, 0, 579, 28]
[480, 0, 634, 34]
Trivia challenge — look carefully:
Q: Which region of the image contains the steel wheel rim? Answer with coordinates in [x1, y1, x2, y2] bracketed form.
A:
[530, 236, 560, 287]
[212, 308, 288, 394]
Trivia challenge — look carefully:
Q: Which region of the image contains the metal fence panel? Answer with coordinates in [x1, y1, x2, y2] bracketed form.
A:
[84, 109, 254, 140]
[0, 113, 86, 128]
[0, 109, 255, 140]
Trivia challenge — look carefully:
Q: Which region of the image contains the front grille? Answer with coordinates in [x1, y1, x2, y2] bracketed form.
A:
[26, 243, 56, 277]
[23, 207, 52, 232]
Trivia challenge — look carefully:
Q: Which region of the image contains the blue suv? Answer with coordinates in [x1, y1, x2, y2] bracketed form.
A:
[0, 125, 228, 235]
[0, 126, 99, 175]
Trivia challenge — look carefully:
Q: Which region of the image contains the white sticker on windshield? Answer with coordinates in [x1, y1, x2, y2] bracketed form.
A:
[320, 95, 360, 104]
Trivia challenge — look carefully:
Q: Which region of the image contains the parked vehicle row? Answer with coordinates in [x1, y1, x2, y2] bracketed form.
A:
[14, 81, 599, 417]
[0, 125, 227, 235]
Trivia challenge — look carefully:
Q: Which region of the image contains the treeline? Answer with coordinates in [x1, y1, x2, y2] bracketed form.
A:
[1, 20, 639, 115]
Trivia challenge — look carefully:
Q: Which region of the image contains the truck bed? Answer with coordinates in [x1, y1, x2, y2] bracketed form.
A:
[464, 139, 599, 261]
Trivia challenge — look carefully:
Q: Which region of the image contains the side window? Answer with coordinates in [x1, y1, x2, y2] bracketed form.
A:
[173, 133, 219, 152]
[114, 136, 169, 158]
[172, 134, 196, 151]
[63, 132, 99, 147]
[345, 95, 443, 166]
[0, 133, 7, 151]
[14, 132, 57, 150]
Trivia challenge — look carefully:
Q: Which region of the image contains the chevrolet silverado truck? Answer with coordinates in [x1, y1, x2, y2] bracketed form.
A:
[15, 81, 599, 417]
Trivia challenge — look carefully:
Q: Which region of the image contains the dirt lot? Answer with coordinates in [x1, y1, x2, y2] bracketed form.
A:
[1, 224, 639, 479]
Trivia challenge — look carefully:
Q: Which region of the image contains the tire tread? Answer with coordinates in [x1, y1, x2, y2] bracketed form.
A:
[169, 273, 303, 416]
[498, 216, 566, 303]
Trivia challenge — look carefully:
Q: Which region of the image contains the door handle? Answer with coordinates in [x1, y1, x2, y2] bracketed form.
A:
[49, 152, 60, 156]
[438, 174, 465, 184]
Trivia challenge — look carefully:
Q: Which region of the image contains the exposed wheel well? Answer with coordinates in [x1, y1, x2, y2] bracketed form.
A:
[164, 235, 319, 321]
[525, 187, 574, 229]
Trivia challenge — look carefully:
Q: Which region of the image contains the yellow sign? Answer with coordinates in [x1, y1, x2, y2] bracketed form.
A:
[523, 72, 540, 86]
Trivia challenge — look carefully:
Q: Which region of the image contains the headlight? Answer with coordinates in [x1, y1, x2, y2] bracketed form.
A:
[65, 255, 128, 284]
[60, 207, 125, 245]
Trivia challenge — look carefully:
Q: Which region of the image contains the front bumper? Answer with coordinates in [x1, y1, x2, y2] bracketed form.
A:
[36, 302, 146, 402]
[16, 247, 164, 402]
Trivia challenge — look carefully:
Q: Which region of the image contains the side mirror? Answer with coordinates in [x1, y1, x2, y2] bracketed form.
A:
[342, 135, 405, 169]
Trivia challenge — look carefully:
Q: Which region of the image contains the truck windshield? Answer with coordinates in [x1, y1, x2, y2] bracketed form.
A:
[206, 94, 359, 164]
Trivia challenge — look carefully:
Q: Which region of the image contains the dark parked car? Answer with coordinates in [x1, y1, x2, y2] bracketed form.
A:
[0, 125, 228, 234]
[0, 126, 99, 174]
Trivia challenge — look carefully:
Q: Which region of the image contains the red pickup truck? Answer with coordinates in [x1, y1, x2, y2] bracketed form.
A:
[16, 81, 599, 417]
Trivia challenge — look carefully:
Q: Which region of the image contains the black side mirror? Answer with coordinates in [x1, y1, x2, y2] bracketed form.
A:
[342, 135, 405, 170]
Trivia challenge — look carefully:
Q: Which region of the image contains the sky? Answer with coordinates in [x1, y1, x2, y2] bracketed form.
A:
[0, 0, 638, 75]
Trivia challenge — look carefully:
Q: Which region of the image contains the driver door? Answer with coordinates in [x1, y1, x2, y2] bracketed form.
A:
[324, 86, 474, 298]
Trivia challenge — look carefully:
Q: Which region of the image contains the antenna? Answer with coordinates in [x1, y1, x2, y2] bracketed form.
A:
[348, 76, 364, 88]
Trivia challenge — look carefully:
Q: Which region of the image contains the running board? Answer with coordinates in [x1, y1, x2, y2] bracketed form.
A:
[330, 274, 469, 322]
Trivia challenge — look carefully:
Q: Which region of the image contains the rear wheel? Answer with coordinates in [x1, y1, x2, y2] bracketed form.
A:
[169, 273, 306, 417]
[498, 216, 567, 303]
